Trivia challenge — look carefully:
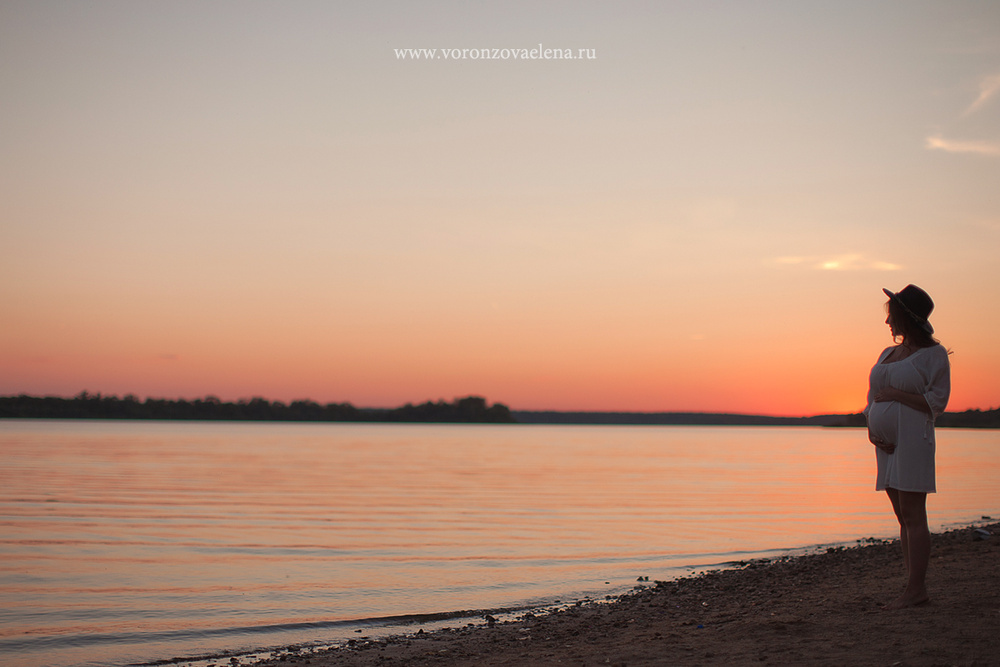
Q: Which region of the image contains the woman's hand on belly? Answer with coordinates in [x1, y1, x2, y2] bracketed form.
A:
[874, 387, 932, 414]
[868, 428, 896, 454]
[873, 387, 901, 403]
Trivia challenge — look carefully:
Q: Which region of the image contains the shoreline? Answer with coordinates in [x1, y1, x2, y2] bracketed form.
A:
[201, 521, 1000, 667]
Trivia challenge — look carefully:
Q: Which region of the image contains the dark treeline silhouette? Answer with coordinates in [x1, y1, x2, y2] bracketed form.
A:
[2, 393, 997, 428]
[936, 408, 1000, 429]
[513, 409, 1000, 428]
[512, 411, 864, 426]
[0, 392, 515, 424]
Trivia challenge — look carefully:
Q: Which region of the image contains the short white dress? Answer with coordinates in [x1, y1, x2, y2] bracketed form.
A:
[864, 344, 950, 493]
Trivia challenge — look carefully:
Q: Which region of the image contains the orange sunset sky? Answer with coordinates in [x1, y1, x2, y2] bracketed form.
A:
[1, 1, 998, 416]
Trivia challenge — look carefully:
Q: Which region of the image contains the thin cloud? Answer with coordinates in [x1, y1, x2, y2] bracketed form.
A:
[819, 254, 866, 271]
[869, 260, 903, 271]
[964, 74, 1000, 116]
[772, 254, 900, 271]
[926, 135, 1000, 157]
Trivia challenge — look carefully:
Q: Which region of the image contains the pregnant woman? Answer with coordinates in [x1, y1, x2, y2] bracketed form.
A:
[865, 284, 950, 609]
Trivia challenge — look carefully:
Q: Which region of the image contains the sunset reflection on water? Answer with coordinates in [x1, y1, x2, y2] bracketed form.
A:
[1, 421, 997, 666]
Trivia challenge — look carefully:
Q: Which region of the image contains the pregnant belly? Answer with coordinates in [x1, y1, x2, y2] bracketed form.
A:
[868, 402, 899, 445]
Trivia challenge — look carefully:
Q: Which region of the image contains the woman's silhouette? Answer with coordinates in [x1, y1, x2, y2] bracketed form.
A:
[864, 284, 950, 609]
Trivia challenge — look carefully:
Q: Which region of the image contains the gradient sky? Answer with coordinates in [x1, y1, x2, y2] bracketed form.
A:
[2, 1, 998, 415]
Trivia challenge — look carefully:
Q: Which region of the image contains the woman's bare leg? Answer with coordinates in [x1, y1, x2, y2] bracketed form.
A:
[885, 488, 909, 573]
[885, 489, 930, 609]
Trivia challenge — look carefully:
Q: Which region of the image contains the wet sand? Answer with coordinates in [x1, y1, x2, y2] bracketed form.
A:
[252, 522, 999, 666]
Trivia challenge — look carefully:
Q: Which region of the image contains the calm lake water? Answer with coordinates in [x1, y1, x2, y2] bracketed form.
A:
[1, 420, 997, 666]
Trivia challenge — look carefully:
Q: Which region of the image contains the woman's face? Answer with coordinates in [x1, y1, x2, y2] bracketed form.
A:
[885, 310, 899, 339]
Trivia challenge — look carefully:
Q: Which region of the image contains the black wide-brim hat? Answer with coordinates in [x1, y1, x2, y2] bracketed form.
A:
[883, 284, 934, 334]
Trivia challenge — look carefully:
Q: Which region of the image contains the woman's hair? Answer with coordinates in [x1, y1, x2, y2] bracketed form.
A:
[887, 299, 938, 348]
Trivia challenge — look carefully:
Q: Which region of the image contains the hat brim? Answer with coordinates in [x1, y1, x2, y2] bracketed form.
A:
[883, 288, 934, 334]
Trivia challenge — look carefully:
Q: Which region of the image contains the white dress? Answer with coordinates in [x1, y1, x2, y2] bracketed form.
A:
[864, 344, 950, 493]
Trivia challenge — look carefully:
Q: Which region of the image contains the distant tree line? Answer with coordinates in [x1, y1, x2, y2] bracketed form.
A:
[2, 393, 996, 428]
[0, 392, 516, 424]
[512, 409, 1000, 429]
[936, 408, 1000, 429]
[512, 411, 864, 427]
[819, 409, 1000, 429]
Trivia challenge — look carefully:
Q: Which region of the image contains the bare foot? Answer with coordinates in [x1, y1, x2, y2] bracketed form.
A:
[884, 588, 929, 610]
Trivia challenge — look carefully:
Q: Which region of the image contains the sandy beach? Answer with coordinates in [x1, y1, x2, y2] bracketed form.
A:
[249, 522, 1000, 667]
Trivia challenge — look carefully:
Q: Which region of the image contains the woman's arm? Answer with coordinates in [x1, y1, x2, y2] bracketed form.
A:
[872, 387, 931, 414]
